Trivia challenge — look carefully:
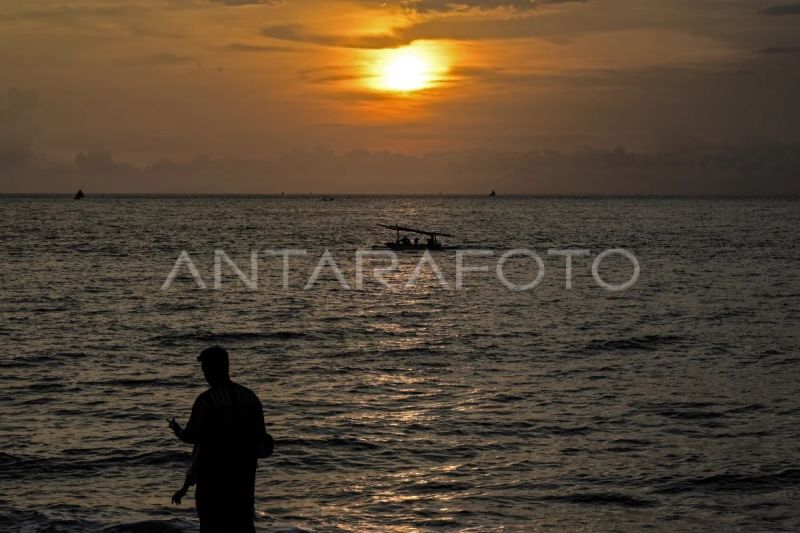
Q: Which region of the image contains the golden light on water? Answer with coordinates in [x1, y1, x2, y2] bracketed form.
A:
[371, 43, 449, 93]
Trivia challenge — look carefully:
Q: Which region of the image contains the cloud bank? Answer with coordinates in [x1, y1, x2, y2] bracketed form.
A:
[4, 144, 800, 195]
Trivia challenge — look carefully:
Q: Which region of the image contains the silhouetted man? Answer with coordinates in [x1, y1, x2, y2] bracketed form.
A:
[170, 346, 268, 533]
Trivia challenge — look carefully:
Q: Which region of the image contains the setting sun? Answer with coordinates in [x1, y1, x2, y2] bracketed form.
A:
[372, 44, 447, 93]
[381, 50, 431, 91]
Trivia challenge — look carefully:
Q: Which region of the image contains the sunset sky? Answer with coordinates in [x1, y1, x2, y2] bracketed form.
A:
[2, 0, 800, 193]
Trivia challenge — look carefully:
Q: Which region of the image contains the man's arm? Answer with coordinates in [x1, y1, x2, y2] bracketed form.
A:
[177, 396, 207, 444]
[255, 394, 273, 458]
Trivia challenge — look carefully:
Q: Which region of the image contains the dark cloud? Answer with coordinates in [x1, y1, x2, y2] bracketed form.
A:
[262, 24, 409, 49]
[300, 66, 363, 84]
[210, 0, 282, 5]
[758, 4, 800, 16]
[220, 42, 296, 52]
[757, 46, 800, 54]
[446, 63, 731, 91]
[126, 52, 195, 66]
[400, 0, 585, 13]
[0, 4, 139, 23]
[0, 88, 37, 169]
[399, 5, 624, 43]
[395, 2, 792, 49]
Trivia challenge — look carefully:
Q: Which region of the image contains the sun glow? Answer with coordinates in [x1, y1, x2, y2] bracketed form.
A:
[373, 44, 446, 93]
[381, 51, 430, 91]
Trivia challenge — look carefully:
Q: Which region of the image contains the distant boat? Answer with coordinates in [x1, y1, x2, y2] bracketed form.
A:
[321, 196, 334, 201]
[74, 189, 85, 200]
[489, 190, 496, 197]
[374, 224, 457, 251]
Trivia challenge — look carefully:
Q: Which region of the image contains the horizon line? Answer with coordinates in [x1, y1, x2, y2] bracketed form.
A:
[2, 192, 799, 199]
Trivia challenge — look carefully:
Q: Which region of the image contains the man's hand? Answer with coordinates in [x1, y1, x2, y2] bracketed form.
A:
[172, 486, 188, 505]
[168, 418, 183, 438]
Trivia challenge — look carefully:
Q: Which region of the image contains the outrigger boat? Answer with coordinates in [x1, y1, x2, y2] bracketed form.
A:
[374, 224, 456, 251]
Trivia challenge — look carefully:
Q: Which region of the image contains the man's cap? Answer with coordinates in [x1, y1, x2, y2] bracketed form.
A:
[198, 345, 229, 363]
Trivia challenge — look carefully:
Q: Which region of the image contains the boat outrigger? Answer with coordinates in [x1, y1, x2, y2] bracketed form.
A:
[375, 224, 456, 251]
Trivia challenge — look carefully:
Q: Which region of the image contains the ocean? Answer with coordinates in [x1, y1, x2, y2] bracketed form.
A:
[0, 195, 798, 532]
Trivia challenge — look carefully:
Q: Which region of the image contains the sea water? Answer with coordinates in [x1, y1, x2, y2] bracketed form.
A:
[0, 196, 798, 532]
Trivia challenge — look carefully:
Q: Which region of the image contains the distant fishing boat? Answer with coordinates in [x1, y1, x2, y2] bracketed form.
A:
[74, 189, 85, 200]
[374, 224, 456, 251]
[489, 190, 496, 197]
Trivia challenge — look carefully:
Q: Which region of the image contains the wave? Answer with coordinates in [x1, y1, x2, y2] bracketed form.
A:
[155, 303, 201, 312]
[87, 377, 188, 388]
[0, 509, 196, 533]
[537, 492, 656, 507]
[656, 468, 800, 494]
[0, 450, 190, 479]
[377, 347, 453, 359]
[541, 425, 594, 436]
[149, 330, 313, 346]
[0, 507, 308, 533]
[0, 353, 67, 368]
[632, 401, 769, 422]
[103, 519, 194, 532]
[658, 410, 725, 420]
[724, 403, 768, 415]
[581, 334, 682, 352]
[631, 400, 730, 421]
[0, 509, 102, 533]
[278, 436, 381, 451]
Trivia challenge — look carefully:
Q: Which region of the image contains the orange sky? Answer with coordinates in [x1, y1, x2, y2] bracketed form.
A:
[1, 0, 799, 192]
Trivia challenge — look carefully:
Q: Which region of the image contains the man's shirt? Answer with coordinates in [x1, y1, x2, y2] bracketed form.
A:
[179, 381, 266, 471]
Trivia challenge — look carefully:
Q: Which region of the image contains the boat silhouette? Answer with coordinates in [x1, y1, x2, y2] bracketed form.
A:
[374, 224, 456, 251]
